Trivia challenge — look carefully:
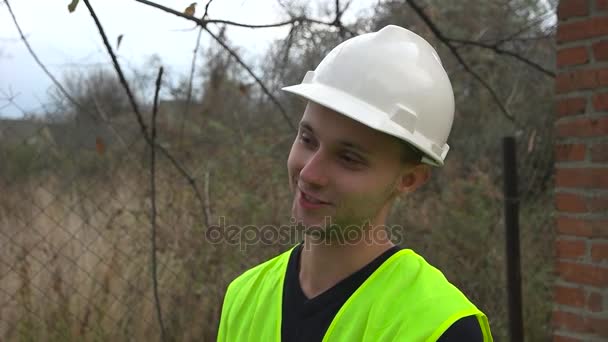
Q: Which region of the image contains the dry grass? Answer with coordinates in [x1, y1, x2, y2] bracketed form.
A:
[0, 145, 554, 341]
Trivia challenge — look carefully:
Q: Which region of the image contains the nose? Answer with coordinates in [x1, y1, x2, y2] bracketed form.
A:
[299, 150, 329, 188]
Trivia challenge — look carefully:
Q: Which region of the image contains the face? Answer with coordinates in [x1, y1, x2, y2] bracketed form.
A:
[287, 102, 428, 234]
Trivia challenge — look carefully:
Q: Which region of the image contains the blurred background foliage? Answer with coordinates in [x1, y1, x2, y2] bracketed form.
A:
[0, 0, 556, 340]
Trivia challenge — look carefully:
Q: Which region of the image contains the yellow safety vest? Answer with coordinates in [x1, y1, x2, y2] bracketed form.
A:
[217, 246, 493, 341]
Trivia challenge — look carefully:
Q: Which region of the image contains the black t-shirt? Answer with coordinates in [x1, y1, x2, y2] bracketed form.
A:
[281, 243, 483, 341]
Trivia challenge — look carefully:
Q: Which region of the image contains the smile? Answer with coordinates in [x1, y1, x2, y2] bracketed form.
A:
[298, 189, 332, 208]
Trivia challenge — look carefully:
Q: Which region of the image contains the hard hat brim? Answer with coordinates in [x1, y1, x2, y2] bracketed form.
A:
[282, 82, 444, 166]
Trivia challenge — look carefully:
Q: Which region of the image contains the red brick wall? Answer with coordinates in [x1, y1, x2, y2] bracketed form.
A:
[554, 0, 608, 340]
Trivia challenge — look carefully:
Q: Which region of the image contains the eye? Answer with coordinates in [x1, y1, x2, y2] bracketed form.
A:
[340, 152, 363, 166]
[298, 131, 315, 146]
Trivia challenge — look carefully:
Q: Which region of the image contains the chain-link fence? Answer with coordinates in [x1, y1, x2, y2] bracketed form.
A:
[1, 0, 557, 341]
[0, 108, 556, 342]
[0, 110, 296, 341]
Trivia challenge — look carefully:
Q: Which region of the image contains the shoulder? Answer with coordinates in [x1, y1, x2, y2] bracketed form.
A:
[373, 250, 490, 338]
[225, 245, 296, 299]
[383, 250, 467, 300]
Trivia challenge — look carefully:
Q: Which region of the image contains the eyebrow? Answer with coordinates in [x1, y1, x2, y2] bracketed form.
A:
[299, 121, 370, 155]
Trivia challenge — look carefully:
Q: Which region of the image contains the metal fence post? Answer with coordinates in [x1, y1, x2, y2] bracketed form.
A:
[503, 136, 523, 342]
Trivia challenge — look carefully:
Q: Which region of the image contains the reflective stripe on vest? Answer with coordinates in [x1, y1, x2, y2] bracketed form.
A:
[217, 246, 493, 342]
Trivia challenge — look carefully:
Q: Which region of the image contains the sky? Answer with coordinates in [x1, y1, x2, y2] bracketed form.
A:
[0, 0, 373, 118]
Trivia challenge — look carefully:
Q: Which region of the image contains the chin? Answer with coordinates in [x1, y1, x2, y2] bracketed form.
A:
[291, 207, 326, 230]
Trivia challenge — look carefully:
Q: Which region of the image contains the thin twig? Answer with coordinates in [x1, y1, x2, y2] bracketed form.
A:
[506, 33, 554, 42]
[5, 0, 153, 173]
[334, 0, 346, 38]
[207, 16, 356, 36]
[82, 0, 211, 235]
[132, 0, 357, 35]
[131, 0, 364, 131]
[179, 26, 204, 147]
[279, 24, 297, 71]
[204, 27, 296, 131]
[334, 0, 340, 22]
[447, 38, 555, 77]
[203, 169, 211, 228]
[82, 0, 146, 134]
[134, 0, 328, 29]
[4, 0, 83, 115]
[494, 10, 556, 45]
[0, 88, 27, 115]
[149, 66, 166, 342]
[406, 0, 521, 127]
[202, 0, 213, 19]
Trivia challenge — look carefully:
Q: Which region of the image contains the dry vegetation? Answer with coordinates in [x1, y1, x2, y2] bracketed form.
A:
[0, 0, 557, 340]
[0, 135, 554, 341]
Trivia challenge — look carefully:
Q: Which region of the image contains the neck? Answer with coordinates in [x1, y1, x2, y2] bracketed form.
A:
[298, 226, 395, 299]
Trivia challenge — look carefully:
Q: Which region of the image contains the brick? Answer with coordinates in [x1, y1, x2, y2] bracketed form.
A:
[558, 46, 589, 67]
[556, 238, 587, 259]
[588, 196, 608, 211]
[555, 168, 608, 188]
[556, 117, 608, 137]
[557, 17, 608, 42]
[553, 309, 587, 332]
[559, 0, 589, 19]
[587, 291, 603, 312]
[556, 68, 608, 93]
[553, 335, 584, 342]
[592, 92, 608, 111]
[557, 97, 587, 117]
[554, 285, 586, 307]
[557, 217, 608, 238]
[586, 316, 608, 336]
[556, 261, 608, 286]
[555, 144, 587, 162]
[598, 0, 608, 11]
[591, 241, 608, 262]
[591, 143, 608, 162]
[592, 40, 608, 61]
[556, 193, 588, 212]
[556, 192, 608, 212]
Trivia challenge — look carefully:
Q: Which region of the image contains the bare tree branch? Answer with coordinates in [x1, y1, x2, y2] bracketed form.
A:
[4, 0, 157, 174]
[280, 24, 297, 71]
[406, 0, 521, 127]
[448, 38, 555, 77]
[0, 88, 27, 115]
[179, 26, 205, 147]
[203, 169, 212, 229]
[494, 9, 556, 45]
[335, 0, 340, 21]
[81, 0, 212, 231]
[134, 0, 295, 27]
[506, 32, 554, 42]
[202, 0, 213, 19]
[204, 26, 296, 131]
[149, 66, 167, 342]
[129, 0, 365, 132]
[132, 0, 357, 34]
[82, 0, 144, 129]
[4, 0, 84, 116]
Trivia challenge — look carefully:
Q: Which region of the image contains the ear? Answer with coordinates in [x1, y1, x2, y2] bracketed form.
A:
[394, 164, 431, 195]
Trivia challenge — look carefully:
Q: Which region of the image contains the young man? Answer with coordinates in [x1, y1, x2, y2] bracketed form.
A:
[217, 25, 493, 341]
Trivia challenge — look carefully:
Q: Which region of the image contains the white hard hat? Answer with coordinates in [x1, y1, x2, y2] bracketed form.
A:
[282, 25, 454, 166]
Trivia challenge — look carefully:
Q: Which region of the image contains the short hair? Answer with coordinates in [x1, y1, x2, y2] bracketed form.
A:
[399, 140, 424, 165]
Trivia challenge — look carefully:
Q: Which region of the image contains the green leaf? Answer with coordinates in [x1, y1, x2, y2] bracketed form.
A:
[67, 0, 79, 13]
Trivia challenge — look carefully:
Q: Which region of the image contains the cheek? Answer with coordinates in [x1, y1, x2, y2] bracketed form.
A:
[287, 142, 302, 182]
[335, 173, 395, 204]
